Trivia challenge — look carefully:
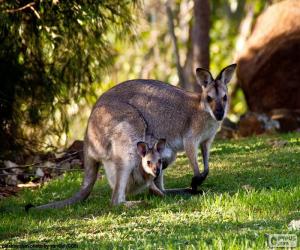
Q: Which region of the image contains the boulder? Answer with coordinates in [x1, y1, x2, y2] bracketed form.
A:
[237, 0, 300, 128]
[238, 112, 279, 137]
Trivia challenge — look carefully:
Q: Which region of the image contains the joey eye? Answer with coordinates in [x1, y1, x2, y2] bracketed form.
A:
[223, 95, 227, 102]
[207, 96, 213, 103]
[147, 161, 151, 165]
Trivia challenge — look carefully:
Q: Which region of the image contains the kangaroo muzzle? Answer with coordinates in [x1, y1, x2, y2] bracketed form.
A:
[214, 110, 224, 121]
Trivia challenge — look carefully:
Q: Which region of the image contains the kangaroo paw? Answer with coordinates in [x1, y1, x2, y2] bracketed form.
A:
[149, 184, 165, 197]
[25, 203, 34, 212]
[191, 173, 208, 191]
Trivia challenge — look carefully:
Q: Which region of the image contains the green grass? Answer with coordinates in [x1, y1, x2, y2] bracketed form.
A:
[1, 133, 300, 249]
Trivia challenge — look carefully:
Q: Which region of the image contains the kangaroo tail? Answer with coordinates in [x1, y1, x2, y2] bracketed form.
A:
[26, 155, 99, 211]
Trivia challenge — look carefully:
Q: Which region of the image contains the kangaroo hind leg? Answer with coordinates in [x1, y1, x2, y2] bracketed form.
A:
[111, 161, 131, 206]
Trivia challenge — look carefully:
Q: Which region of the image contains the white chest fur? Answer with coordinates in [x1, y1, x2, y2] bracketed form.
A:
[200, 120, 220, 143]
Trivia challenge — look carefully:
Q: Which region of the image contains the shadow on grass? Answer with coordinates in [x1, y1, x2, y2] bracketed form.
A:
[1, 157, 299, 217]
[1, 149, 299, 215]
[0, 134, 299, 243]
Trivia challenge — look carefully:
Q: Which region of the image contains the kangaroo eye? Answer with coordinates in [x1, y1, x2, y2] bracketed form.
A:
[147, 161, 151, 165]
[223, 95, 227, 102]
[158, 159, 162, 164]
[207, 96, 213, 103]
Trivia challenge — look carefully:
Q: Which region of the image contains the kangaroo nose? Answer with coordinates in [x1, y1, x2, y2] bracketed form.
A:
[216, 106, 223, 113]
[215, 108, 224, 121]
[215, 113, 224, 121]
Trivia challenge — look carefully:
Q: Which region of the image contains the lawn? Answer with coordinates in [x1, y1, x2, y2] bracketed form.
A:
[0, 133, 299, 249]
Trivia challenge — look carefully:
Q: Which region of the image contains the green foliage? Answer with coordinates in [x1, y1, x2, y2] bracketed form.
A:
[1, 133, 299, 248]
[106, 0, 272, 118]
[210, 0, 271, 73]
[0, 0, 283, 155]
[0, 0, 138, 156]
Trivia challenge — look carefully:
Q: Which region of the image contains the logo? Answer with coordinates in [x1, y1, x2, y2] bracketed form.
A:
[267, 234, 297, 248]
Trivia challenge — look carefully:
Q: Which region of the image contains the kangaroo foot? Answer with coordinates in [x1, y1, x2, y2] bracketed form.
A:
[191, 173, 208, 191]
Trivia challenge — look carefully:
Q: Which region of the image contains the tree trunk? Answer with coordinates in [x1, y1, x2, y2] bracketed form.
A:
[165, 1, 187, 89]
[192, 0, 210, 92]
[165, 0, 211, 92]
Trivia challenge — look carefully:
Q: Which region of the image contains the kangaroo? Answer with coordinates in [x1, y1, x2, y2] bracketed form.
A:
[97, 64, 236, 193]
[126, 139, 165, 198]
[26, 64, 236, 210]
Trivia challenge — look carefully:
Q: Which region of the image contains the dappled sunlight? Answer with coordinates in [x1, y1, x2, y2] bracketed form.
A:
[1, 1, 299, 248]
[1, 133, 299, 248]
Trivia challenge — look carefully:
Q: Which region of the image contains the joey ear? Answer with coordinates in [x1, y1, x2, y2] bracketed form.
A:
[155, 138, 166, 154]
[137, 142, 148, 157]
[195, 68, 213, 88]
[216, 64, 237, 85]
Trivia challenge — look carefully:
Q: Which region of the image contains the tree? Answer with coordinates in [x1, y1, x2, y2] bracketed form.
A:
[166, 0, 210, 92]
[164, 0, 272, 109]
[0, 1, 138, 157]
[192, 0, 210, 70]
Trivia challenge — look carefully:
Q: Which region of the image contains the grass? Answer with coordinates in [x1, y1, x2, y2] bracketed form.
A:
[0, 133, 299, 249]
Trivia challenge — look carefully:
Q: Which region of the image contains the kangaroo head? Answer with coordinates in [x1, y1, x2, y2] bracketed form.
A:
[136, 139, 166, 177]
[195, 64, 237, 121]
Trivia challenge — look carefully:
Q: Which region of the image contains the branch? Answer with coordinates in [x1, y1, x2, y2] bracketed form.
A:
[165, 1, 186, 88]
[182, 20, 194, 91]
[29, 5, 41, 19]
[4, 2, 35, 13]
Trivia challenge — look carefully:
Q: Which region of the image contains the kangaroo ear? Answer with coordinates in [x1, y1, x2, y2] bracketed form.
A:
[216, 64, 237, 85]
[137, 142, 148, 157]
[155, 138, 166, 154]
[195, 68, 213, 88]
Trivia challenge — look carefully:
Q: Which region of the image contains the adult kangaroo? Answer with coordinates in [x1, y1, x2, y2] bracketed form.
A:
[27, 64, 236, 209]
[99, 64, 236, 193]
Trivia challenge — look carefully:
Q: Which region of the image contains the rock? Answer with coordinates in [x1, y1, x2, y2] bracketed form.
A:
[0, 140, 85, 187]
[4, 172, 19, 186]
[4, 160, 18, 169]
[35, 168, 44, 177]
[43, 161, 56, 169]
[270, 109, 300, 132]
[11, 167, 22, 175]
[237, 0, 300, 117]
[238, 112, 279, 137]
[60, 162, 71, 170]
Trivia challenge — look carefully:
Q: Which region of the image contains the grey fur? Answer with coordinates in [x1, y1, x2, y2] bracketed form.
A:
[29, 64, 236, 209]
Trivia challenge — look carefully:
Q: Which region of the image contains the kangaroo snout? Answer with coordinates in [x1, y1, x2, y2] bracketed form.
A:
[214, 109, 224, 121]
